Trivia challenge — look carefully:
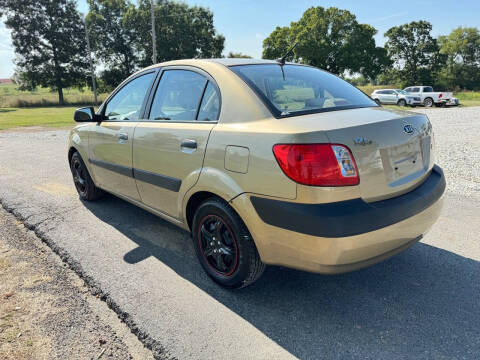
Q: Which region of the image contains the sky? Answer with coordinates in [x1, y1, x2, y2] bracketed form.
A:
[1, 0, 479, 78]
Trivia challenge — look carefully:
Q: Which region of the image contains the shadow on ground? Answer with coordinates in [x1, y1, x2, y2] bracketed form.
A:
[84, 194, 479, 359]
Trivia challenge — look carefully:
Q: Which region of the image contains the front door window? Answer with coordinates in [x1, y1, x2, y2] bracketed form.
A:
[104, 72, 155, 121]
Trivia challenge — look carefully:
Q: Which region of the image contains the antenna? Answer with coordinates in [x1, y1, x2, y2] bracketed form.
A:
[276, 42, 298, 65]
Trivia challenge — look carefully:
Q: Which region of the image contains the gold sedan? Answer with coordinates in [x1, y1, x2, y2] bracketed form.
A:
[68, 59, 445, 288]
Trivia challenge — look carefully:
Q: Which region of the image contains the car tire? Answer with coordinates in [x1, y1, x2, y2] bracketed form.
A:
[424, 97, 434, 107]
[397, 99, 407, 107]
[192, 198, 265, 289]
[70, 151, 104, 201]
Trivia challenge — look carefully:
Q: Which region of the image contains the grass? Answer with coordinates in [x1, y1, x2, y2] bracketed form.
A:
[0, 83, 107, 108]
[454, 92, 480, 106]
[0, 107, 77, 130]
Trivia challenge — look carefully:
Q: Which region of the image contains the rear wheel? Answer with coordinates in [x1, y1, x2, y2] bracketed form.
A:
[397, 99, 407, 107]
[70, 151, 103, 201]
[192, 198, 265, 288]
[424, 97, 434, 107]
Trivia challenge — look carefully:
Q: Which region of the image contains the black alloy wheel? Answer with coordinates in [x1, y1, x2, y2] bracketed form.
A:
[192, 198, 265, 288]
[70, 151, 103, 201]
[198, 215, 238, 276]
[71, 155, 88, 196]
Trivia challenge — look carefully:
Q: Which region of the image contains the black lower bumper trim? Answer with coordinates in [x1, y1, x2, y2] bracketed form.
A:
[250, 165, 445, 238]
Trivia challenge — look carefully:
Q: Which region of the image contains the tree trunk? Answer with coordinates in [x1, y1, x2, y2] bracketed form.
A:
[57, 86, 64, 105]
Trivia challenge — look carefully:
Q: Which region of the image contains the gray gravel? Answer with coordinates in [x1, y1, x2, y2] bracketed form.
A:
[410, 106, 480, 198]
[0, 106, 479, 359]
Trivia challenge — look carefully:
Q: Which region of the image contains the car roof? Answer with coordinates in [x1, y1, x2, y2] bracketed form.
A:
[141, 58, 297, 71]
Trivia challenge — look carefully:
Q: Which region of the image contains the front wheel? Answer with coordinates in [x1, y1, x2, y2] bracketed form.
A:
[192, 198, 265, 288]
[397, 99, 407, 107]
[70, 151, 104, 201]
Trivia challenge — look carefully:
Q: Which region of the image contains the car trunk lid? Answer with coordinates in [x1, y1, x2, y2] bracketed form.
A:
[283, 107, 434, 202]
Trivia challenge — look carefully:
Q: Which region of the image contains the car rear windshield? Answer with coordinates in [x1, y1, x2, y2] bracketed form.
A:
[230, 64, 377, 117]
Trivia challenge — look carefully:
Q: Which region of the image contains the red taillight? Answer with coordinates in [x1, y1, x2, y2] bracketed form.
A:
[272, 144, 359, 186]
[439, 93, 443, 98]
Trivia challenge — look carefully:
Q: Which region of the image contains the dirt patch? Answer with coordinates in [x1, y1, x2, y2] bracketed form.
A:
[0, 208, 153, 360]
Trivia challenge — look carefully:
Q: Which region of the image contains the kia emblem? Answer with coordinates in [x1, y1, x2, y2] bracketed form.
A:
[403, 124, 414, 134]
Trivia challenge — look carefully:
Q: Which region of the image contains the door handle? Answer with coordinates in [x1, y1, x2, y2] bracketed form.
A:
[181, 139, 197, 152]
[117, 133, 128, 141]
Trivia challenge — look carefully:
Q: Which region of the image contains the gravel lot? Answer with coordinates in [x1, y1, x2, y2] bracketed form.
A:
[0, 106, 479, 359]
[410, 106, 480, 198]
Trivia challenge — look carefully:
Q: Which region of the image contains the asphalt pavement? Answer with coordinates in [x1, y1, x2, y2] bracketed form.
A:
[0, 107, 479, 359]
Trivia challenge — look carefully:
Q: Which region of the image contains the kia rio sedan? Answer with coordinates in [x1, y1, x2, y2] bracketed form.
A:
[68, 59, 445, 288]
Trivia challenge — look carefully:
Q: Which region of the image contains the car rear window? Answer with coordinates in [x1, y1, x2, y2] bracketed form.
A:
[230, 64, 377, 117]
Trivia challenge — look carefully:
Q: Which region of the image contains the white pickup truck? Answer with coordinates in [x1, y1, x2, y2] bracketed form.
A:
[403, 86, 458, 107]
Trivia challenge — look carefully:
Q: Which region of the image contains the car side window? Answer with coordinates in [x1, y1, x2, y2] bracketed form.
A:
[149, 70, 207, 121]
[412, 87, 420, 92]
[197, 82, 220, 121]
[104, 72, 154, 121]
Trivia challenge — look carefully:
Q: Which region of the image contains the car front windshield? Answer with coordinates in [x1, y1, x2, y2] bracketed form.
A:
[396, 89, 407, 95]
[230, 64, 378, 117]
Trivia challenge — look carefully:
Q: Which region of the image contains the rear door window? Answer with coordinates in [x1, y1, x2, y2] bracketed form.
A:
[149, 70, 207, 121]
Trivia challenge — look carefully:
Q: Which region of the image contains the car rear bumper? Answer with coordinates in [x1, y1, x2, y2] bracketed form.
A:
[231, 165, 445, 273]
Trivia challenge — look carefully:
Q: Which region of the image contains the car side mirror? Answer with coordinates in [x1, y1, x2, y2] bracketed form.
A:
[74, 106, 97, 122]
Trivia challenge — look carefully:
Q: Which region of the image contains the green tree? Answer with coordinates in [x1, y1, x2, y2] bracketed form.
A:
[227, 52, 252, 58]
[125, 0, 224, 68]
[86, 0, 138, 86]
[385, 21, 444, 87]
[437, 27, 480, 90]
[439, 27, 480, 66]
[0, 0, 89, 104]
[262, 26, 292, 60]
[262, 7, 391, 81]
